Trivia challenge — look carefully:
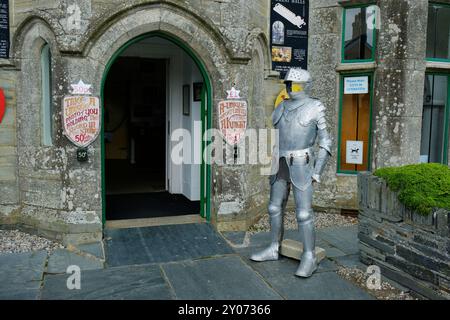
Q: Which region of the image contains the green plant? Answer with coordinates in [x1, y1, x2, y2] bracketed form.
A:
[374, 163, 450, 216]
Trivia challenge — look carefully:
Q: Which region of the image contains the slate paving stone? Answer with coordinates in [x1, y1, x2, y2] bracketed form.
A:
[221, 231, 246, 245]
[41, 264, 172, 300]
[317, 226, 360, 255]
[248, 232, 272, 247]
[245, 256, 339, 279]
[0, 289, 40, 300]
[104, 224, 233, 267]
[261, 271, 375, 300]
[76, 243, 104, 260]
[233, 245, 266, 257]
[322, 247, 347, 258]
[0, 251, 47, 300]
[0, 251, 47, 282]
[47, 249, 104, 274]
[161, 256, 283, 300]
[248, 231, 329, 249]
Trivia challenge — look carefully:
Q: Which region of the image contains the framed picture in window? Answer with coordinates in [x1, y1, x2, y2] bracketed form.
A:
[183, 84, 190, 116]
[193, 82, 203, 102]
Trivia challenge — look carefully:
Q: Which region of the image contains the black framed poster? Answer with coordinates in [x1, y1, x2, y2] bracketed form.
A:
[0, 0, 9, 59]
[183, 84, 190, 116]
[270, 0, 309, 79]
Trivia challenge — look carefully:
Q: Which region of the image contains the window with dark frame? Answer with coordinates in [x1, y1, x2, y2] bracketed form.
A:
[427, 3, 450, 61]
[342, 5, 377, 62]
[420, 74, 450, 164]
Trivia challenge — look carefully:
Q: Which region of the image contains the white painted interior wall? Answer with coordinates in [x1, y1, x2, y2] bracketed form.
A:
[120, 37, 201, 200]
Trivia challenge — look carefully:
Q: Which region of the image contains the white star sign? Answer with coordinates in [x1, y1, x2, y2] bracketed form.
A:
[71, 80, 92, 95]
[226, 87, 241, 99]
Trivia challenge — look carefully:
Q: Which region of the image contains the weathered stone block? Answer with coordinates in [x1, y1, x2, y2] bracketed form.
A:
[359, 242, 386, 262]
[413, 232, 439, 250]
[359, 233, 395, 255]
[396, 245, 450, 276]
[410, 242, 449, 265]
[62, 232, 103, 246]
[376, 260, 448, 300]
[439, 276, 450, 293]
[280, 239, 326, 263]
[435, 209, 450, 237]
[357, 172, 369, 208]
[367, 176, 382, 211]
[411, 211, 434, 228]
[385, 255, 437, 284]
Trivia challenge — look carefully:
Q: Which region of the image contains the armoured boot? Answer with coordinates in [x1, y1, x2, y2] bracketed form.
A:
[295, 220, 318, 278]
[250, 212, 283, 262]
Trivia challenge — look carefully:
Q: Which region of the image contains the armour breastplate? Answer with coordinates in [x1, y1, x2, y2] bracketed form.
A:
[274, 98, 319, 153]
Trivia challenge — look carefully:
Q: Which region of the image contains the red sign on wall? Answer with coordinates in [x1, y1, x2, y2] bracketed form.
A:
[0, 88, 5, 124]
[62, 96, 100, 147]
[218, 100, 248, 145]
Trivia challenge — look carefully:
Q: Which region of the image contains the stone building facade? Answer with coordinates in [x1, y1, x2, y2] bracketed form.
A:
[0, 0, 449, 244]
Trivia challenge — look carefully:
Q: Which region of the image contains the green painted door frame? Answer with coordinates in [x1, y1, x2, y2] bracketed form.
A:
[100, 31, 212, 226]
[337, 71, 375, 175]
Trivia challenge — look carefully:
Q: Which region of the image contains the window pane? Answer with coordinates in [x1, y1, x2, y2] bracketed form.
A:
[344, 7, 374, 61]
[41, 44, 52, 146]
[339, 76, 372, 172]
[426, 5, 450, 60]
[420, 75, 447, 163]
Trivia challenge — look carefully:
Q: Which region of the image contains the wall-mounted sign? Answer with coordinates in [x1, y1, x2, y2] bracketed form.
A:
[76, 147, 89, 162]
[62, 96, 100, 147]
[226, 87, 241, 100]
[344, 76, 369, 95]
[218, 87, 247, 145]
[0, 0, 9, 59]
[70, 80, 92, 95]
[270, 0, 309, 79]
[346, 141, 364, 165]
[0, 88, 5, 124]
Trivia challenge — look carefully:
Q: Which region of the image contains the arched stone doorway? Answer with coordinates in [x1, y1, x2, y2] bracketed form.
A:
[99, 32, 213, 226]
[83, 6, 229, 228]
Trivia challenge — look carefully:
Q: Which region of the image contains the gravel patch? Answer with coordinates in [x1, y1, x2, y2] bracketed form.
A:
[0, 229, 64, 254]
[249, 210, 358, 234]
[336, 267, 418, 300]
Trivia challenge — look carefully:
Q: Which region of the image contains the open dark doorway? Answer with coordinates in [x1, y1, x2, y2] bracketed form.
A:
[104, 53, 200, 221]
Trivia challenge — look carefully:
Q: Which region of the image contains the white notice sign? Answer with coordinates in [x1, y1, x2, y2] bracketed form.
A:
[344, 76, 369, 95]
[346, 141, 364, 165]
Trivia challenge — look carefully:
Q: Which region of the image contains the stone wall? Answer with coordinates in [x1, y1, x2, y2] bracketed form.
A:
[0, 0, 273, 239]
[358, 172, 450, 300]
[2, 0, 447, 241]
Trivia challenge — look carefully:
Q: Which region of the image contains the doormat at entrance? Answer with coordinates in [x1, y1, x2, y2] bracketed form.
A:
[105, 192, 200, 220]
[104, 223, 234, 267]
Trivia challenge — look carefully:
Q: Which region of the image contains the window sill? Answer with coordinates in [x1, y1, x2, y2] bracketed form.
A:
[336, 62, 377, 72]
[336, 173, 359, 177]
[426, 60, 450, 70]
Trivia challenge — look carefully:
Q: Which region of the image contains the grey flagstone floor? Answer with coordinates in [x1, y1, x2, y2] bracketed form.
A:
[0, 223, 375, 300]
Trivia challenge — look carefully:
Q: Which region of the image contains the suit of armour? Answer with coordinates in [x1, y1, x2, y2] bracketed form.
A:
[250, 68, 332, 278]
